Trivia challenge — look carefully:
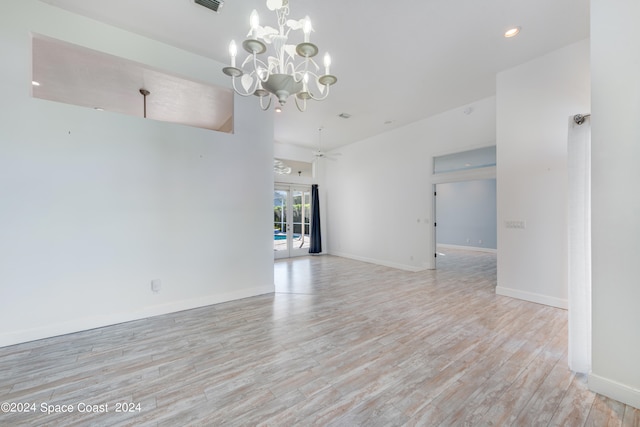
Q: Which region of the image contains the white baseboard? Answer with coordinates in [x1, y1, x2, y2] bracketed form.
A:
[437, 243, 497, 254]
[589, 373, 640, 409]
[328, 251, 428, 272]
[0, 285, 274, 348]
[495, 286, 568, 309]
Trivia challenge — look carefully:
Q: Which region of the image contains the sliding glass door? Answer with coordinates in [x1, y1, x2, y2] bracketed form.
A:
[274, 185, 311, 259]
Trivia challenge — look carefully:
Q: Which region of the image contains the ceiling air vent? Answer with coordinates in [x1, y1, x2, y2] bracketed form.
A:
[195, 0, 224, 13]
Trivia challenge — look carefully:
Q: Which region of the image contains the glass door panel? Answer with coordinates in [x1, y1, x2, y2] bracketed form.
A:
[274, 185, 311, 258]
[290, 189, 311, 256]
[274, 189, 288, 256]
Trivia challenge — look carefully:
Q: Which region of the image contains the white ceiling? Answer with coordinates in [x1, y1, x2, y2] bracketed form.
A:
[39, 0, 590, 151]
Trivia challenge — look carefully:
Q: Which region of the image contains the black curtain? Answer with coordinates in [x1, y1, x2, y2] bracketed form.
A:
[309, 184, 322, 254]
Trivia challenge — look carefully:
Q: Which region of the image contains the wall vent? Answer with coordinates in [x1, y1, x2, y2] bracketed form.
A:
[195, 0, 224, 13]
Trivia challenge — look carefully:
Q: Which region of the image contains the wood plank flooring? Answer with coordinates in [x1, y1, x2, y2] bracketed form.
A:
[1, 249, 638, 426]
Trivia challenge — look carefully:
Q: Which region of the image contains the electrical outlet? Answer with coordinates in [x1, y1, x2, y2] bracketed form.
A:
[505, 220, 526, 229]
[151, 279, 162, 293]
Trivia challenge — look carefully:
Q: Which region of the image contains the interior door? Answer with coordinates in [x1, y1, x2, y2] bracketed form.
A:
[273, 185, 311, 258]
[274, 185, 311, 259]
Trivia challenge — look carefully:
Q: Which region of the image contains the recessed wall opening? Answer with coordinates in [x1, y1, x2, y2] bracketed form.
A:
[273, 159, 313, 178]
[31, 34, 234, 132]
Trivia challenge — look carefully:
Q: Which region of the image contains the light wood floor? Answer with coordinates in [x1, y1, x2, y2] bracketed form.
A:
[1, 249, 638, 426]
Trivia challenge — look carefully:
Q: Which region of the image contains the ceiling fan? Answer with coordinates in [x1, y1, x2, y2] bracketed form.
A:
[312, 127, 340, 160]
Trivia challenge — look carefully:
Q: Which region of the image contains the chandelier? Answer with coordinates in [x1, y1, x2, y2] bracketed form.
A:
[222, 0, 337, 112]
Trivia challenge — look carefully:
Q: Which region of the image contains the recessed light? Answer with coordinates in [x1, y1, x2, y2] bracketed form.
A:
[31, 81, 40, 86]
[338, 113, 351, 119]
[504, 26, 521, 38]
[94, 107, 104, 111]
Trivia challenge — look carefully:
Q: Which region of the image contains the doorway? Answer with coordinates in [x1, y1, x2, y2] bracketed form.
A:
[432, 146, 497, 268]
[274, 184, 311, 259]
[434, 179, 497, 266]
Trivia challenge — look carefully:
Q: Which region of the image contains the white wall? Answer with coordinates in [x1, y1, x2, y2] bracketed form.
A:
[274, 142, 314, 165]
[496, 39, 590, 309]
[324, 97, 496, 271]
[590, 0, 640, 409]
[436, 179, 497, 250]
[0, 1, 274, 347]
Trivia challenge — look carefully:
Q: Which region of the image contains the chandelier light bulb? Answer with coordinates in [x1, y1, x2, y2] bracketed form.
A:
[303, 16, 312, 42]
[250, 10, 260, 38]
[228, 40, 237, 66]
[323, 53, 331, 75]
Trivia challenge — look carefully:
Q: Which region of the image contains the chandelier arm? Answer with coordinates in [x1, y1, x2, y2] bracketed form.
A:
[242, 47, 266, 65]
[294, 96, 307, 112]
[231, 76, 263, 97]
[241, 54, 253, 69]
[297, 70, 321, 95]
[300, 57, 310, 83]
[252, 53, 270, 83]
[293, 58, 318, 79]
[307, 84, 331, 101]
[231, 77, 253, 97]
[259, 95, 273, 111]
[285, 62, 305, 83]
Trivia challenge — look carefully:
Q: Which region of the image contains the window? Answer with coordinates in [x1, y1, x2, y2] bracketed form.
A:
[433, 146, 496, 174]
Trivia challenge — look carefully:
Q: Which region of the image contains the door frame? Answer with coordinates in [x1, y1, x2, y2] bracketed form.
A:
[431, 165, 496, 268]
